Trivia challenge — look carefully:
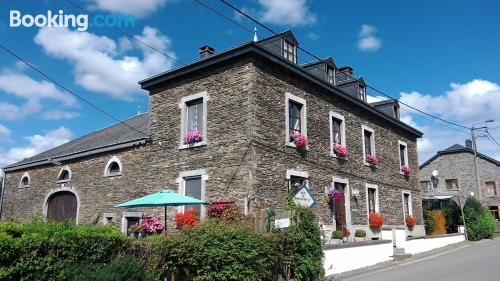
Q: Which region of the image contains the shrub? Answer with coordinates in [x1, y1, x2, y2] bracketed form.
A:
[205, 199, 228, 218]
[331, 230, 342, 239]
[175, 209, 199, 229]
[341, 228, 350, 238]
[464, 197, 495, 241]
[354, 230, 366, 237]
[406, 215, 416, 229]
[443, 201, 462, 233]
[423, 204, 437, 234]
[369, 212, 384, 231]
[220, 203, 243, 223]
[68, 256, 155, 281]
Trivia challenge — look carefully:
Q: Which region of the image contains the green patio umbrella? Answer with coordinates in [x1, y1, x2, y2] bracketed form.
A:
[114, 189, 207, 232]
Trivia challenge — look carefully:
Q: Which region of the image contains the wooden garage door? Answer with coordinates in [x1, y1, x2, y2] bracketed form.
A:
[46, 191, 77, 222]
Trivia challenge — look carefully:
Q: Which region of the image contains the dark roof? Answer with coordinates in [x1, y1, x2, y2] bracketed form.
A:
[140, 37, 422, 138]
[3, 113, 149, 172]
[301, 57, 337, 69]
[419, 143, 500, 169]
[369, 99, 398, 107]
[258, 30, 298, 45]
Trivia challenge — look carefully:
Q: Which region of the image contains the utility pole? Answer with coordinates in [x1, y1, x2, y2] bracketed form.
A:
[470, 119, 494, 203]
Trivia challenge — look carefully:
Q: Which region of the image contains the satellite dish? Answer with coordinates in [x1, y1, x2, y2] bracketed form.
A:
[432, 170, 439, 177]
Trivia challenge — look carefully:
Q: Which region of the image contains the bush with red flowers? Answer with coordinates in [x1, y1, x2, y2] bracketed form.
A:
[141, 215, 165, 235]
[406, 215, 417, 229]
[175, 209, 199, 229]
[289, 131, 308, 150]
[369, 212, 384, 230]
[206, 199, 228, 218]
[401, 166, 412, 176]
[341, 228, 350, 238]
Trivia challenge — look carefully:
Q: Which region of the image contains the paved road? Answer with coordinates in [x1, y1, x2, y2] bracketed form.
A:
[346, 239, 500, 281]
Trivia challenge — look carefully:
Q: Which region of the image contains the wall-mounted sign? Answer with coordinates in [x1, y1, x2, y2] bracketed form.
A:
[293, 186, 316, 208]
[275, 218, 291, 229]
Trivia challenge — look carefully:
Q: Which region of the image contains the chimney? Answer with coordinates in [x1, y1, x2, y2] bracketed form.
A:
[465, 139, 473, 149]
[199, 46, 214, 59]
[338, 66, 353, 77]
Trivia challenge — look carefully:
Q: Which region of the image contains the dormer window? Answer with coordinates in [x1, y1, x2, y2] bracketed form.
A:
[359, 85, 367, 102]
[394, 105, 400, 119]
[327, 67, 335, 84]
[283, 39, 296, 63]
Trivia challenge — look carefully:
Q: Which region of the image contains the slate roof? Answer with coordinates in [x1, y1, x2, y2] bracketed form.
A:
[3, 113, 149, 172]
[419, 143, 500, 169]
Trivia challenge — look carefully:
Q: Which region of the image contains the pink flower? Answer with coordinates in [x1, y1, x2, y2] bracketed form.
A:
[184, 130, 203, 145]
[289, 131, 308, 150]
[366, 154, 379, 166]
[328, 187, 345, 201]
[333, 143, 349, 157]
[141, 215, 165, 234]
[401, 166, 412, 175]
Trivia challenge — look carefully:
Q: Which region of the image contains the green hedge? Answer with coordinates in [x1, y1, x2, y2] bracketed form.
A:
[0, 209, 324, 281]
[464, 197, 495, 241]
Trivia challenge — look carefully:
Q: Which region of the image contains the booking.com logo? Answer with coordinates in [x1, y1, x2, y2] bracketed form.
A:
[9, 10, 135, 31]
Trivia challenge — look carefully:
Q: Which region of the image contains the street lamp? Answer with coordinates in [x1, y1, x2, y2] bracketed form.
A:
[471, 119, 494, 202]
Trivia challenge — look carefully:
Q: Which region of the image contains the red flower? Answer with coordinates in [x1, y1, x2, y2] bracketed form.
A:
[406, 215, 416, 228]
[369, 212, 384, 230]
[175, 209, 199, 228]
[341, 228, 350, 238]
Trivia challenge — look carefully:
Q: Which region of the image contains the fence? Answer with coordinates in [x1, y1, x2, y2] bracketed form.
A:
[250, 208, 298, 232]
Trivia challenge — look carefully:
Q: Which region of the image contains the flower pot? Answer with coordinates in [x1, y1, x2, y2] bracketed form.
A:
[342, 237, 348, 243]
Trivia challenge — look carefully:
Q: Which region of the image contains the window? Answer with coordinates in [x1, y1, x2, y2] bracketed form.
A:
[283, 39, 296, 63]
[327, 67, 335, 84]
[362, 126, 375, 164]
[359, 85, 366, 101]
[180, 91, 208, 149]
[420, 181, 431, 192]
[329, 112, 346, 157]
[398, 141, 409, 171]
[485, 181, 497, 196]
[19, 172, 30, 188]
[445, 179, 459, 190]
[121, 212, 142, 234]
[103, 213, 114, 225]
[394, 105, 400, 119]
[366, 183, 379, 216]
[403, 192, 412, 218]
[56, 166, 71, 182]
[286, 170, 308, 193]
[285, 93, 307, 147]
[104, 156, 122, 177]
[177, 169, 207, 217]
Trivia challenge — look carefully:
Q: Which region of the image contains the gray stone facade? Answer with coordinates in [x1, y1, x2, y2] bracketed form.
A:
[2, 34, 424, 237]
[419, 142, 500, 220]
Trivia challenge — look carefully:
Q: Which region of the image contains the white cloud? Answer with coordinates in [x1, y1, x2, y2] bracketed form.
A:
[358, 24, 381, 52]
[0, 127, 72, 167]
[257, 0, 316, 26]
[307, 32, 319, 41]
[34, 26, 175, 100]
[398, 79, 500, 163]
[0, 124, 10, 140]
[89, 0, 167, 18]
[42, 110, 80, 120]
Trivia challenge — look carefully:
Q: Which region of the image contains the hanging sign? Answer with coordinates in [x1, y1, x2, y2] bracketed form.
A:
[293, 186, 316, 208]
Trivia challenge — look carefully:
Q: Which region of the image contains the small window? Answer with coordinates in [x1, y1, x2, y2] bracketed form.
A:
[109, 162, 120, 173]
[125, 217, 140, 236]
[332, 118, 343, 145]
[289, 101, 302, 134]
[485, 181, 497, 196]
[420, 181, 431, 192]
[364, 130, 372, 155]
[283, 39, 296, 63]
[19, 173, 30, 188]
[359, 85, 366, 102]
[367, 187, 376, 213]
[362, 126, 375, 164]
[57, 167, 71, 182]
[398, 141, 409, 170]
[103, 213, 114, 225]
[445, 179, 459, 190]
[184, 176, 202, 215]
[186, 98, 204, 133]
[104, 156, 122, 177]
[180, 91, 208, 149]
[288, 175, 308, 192]
[327, 67, 335, 84]
[285, 93, 307, 148]
[403, 193, 411, 217]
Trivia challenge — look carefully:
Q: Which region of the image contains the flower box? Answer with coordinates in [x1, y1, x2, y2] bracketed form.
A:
[366, 154, 379, 167]
[333, 143, 349, 158]
[183, 130, 203, 145]
[289, 131, 308, 150]
[401, 166, 412, 176]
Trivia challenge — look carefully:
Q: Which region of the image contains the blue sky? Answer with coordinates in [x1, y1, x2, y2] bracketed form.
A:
[1, 0, 500, 168]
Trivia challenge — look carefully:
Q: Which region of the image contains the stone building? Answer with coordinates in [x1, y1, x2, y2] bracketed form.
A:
[1, 31, 424, 237]
[419, 140, 500, 220]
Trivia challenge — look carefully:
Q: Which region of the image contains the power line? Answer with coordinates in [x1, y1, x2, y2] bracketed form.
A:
[0, 44, 149, 139]
[215, 0, 471, 131]
[486, 131, 500, 150]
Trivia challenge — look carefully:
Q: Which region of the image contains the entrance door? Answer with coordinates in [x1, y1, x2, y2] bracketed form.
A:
[46, 191, 77, 222]
[334, 182, 346, 230]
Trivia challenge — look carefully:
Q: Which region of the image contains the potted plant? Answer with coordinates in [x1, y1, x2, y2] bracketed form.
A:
[141, 215, 165, 235]
[401, 166, 412, 177]
[354, 229, 366, 242]
[183, 130, 203, 145]
[369, 212, 384, 239]
[289, 131, 308, 150]
[406, 215, 416, 230]
[341, 228, 350, 243]
[330, 230, 343, 244]
[333, 143, 349, 158]
[366, 154, 379, 167]
[128, 224, 142, 239]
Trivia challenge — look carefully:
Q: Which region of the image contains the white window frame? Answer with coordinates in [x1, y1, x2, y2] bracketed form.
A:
[19, 172, 31, 189]
[286, 169, 309, 191]
[176, 169, 208, 218]
[402, 190, 413, 222]
[285, 92, 307, 149]
[121, 211, 142, 233]
[179, 91, 209, 149]
[103, 156, 123, 177]
[365, 183, 379, 219]
[329, 111, 346, 158]
[103, 212, 114, 225]
[327, 67, 336, 85]
[361, 125, 376, 166]
[329, 177, 352, 231]
[56, 165, 72, 183]
[398, 140, 409, 174]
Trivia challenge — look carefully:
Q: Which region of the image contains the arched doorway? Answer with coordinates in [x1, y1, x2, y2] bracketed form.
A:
[46, 191, 78, 222]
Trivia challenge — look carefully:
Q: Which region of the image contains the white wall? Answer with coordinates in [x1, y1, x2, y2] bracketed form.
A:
[323, 242, 393, 276]
[403, 234, 465, 255]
